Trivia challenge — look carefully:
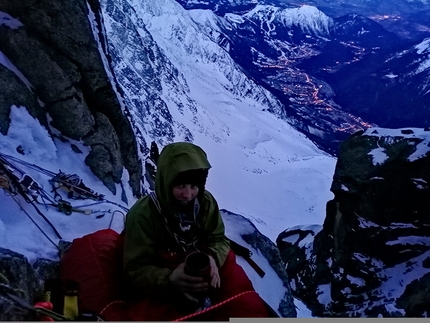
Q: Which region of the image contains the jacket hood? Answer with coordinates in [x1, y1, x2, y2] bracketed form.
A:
[155, 142, 211, 216]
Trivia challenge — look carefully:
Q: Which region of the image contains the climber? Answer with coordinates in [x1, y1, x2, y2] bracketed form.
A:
[122, 142, 270, 320]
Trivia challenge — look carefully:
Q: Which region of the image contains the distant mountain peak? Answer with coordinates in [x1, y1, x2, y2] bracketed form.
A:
[244, 4, 333, 36]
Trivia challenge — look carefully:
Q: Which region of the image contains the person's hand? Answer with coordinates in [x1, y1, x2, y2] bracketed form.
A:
[208, 255, 221, 288]
[169, 262, 208, 303]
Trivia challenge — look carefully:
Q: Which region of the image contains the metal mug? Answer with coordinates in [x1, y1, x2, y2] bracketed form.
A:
[183, 251, 213, 310]
[184, 251, 211, 283]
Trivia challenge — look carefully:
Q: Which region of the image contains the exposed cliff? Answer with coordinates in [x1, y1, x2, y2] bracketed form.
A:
[0, 0, 142, 198]
[278, 127, 430, 317]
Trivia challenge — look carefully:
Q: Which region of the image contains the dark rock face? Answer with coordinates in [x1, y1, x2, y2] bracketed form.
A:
[277, 127, 430, 317]
[84, 112, 123, 194]
[0, 0, 142, 197]
[0, 248, 59, 321]
[221, 209, 297, 317]
[0, 65, 47, 135]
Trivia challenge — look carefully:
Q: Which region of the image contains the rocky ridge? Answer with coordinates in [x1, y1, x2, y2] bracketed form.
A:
[0, 0, 142, 198]
[277, 127, 430, 317]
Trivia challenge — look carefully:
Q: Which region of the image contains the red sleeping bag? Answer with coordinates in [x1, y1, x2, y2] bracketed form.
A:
[60, 229, 270, 321]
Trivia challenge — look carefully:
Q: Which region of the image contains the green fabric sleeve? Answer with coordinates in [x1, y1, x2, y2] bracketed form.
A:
[123, 196, 173, 297]
[123, 191, 230, 297]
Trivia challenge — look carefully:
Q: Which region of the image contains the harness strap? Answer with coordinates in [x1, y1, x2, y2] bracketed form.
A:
[150, 192, 190, 253]
[150, 191, 162, 214]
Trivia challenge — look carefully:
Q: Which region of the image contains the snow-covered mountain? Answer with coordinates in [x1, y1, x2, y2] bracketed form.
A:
[96, 0, 337, 240]
[177, 0, 430, 43]
[173, 0, 430, 155]
[0, 0, 340, 255]
[325, 37, 430, 128]
[0, 0, 339, 318]
[2, 0, 429, 318]
[99, 0, 285, 149]
[180, 2, 403, 154]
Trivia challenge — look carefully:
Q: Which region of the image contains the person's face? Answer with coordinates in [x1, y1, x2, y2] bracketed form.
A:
[172, 184, 199, 204]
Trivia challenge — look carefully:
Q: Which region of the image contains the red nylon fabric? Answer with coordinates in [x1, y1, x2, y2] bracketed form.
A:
[59, 229, 124, 314]
[60, 229, 269, 321]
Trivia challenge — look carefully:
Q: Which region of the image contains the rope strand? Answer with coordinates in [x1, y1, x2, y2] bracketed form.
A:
[10, 194, 60, 251]
[173, 290, 256, 321]
[0, 152, 129, 214]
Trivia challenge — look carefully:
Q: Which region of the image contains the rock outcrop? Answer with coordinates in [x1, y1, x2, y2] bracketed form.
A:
[277, 127, 430, 317]
[221, 209, 297, 318]
[0, 0, 142, 197]
[0, 248, 59, 321]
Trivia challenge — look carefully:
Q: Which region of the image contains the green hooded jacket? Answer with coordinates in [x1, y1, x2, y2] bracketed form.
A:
[123, 142, 230, 298]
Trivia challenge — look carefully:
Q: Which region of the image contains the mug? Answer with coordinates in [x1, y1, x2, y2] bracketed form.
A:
[184, 251, 211, 283]
[184, 251, 213, 310]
